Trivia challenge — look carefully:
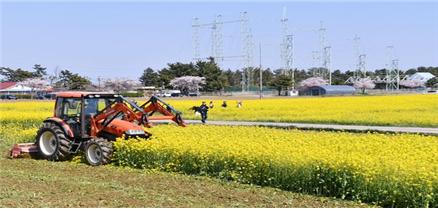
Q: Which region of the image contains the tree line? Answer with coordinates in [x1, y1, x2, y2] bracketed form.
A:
[139, 59, 438, 92]
[1, 59, 437, 93]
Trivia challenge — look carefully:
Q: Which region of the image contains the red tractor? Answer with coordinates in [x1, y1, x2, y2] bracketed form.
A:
[10, 92, 185, 166]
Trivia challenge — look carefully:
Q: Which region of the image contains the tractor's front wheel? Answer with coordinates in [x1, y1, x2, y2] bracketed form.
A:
[84, 138, 113, 166]
[36, 122, 71, 161]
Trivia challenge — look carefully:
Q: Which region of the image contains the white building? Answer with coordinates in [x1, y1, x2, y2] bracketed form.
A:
[407, 72, 436, 83]
[0, 82, 33, 93]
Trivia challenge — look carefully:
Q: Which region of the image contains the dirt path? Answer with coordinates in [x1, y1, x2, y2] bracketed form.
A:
[170, 120, 438, 136]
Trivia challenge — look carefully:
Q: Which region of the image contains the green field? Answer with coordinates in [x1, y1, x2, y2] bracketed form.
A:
[0, 158, 372, 208]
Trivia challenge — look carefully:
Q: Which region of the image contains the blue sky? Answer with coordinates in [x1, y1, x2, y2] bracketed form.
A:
[1, 1, 437, 81]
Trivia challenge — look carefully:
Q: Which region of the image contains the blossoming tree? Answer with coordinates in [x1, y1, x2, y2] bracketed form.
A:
[299, 77, 328, 88]
[353, 78, 375, 94]
[170, 76, 206, 96]
[103, 78, 141, 93]
[399, 79, 425, 88]
[19, 78, 49, 98]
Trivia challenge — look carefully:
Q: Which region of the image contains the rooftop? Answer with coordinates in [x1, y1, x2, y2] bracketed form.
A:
[56, 91, 117, 98]
[0, 82, 17, 90]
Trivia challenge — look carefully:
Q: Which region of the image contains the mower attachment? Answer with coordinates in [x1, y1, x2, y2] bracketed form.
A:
[9, 143, 39, 159]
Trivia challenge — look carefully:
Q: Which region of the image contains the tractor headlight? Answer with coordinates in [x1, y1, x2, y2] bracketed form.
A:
[125, 130, 145, 135]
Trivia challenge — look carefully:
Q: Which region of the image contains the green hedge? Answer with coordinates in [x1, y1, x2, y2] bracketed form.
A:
[15, 94, 32, 99]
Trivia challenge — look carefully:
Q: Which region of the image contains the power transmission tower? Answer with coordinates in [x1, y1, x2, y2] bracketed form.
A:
[280, 7, 295, 89]
[97, 76, 102, 91]
[191, 13, 253, 92]
[192, 17, 200, 60]
[286, 34, 294, 89]
[192, 15, 228, 65]
[211, 14, 223, 67]
[280, 7, 288, 75]
[346, 35, 366, 84]
[385, 45, 399, 91]
[49, 66, 59, 86]
[323, 46, 331, 85]
[358, 54, 367, 78]
[353, 35, 363, 79]
[241, 11, 253, 92]
[312, 50, 320, 77]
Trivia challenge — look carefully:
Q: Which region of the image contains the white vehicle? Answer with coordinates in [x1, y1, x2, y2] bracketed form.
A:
[157, 90, 180, 97]
[169, 90, 182, 97]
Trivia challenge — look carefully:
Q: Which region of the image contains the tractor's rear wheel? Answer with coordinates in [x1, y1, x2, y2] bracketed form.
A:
[36, 122, 71, 161]
[84, 138, 113, 166]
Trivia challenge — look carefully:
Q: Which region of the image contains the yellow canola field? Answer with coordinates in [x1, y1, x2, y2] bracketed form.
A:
[1, 94, 437, 127]
[0, 101, 51, 125]
[115, 125, 438, 207]
[167, 94, 438, 127]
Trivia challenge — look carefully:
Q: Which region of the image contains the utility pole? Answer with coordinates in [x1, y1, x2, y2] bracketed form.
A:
[259, 42, 262, 99]
[97, 76, 102, 91]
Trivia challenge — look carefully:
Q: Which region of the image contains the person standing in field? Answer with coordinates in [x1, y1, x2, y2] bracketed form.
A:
[221, 101, 227, 108]
[209, 101, 214, 109]
[199, 101, 209, 123]
[237, 101, 242, 108]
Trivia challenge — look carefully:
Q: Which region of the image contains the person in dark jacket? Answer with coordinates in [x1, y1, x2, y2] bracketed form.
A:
[199, 101, 209, 123]
[221, 100, 227, 108]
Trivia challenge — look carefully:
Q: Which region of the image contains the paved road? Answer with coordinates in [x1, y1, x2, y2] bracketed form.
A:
[157, 120, 438, 136]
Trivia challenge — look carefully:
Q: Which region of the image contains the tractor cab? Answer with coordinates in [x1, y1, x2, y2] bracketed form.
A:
[55, 92, 114, 137]
[53, 92, 149, 140]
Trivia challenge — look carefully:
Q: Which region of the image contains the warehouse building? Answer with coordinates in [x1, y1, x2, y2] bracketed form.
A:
[406, 72, 436, 83]
[0, 82, 32, 94]
[299, 85, 356, 96]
